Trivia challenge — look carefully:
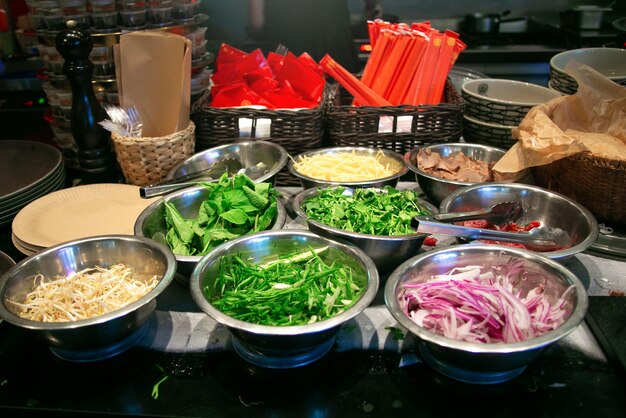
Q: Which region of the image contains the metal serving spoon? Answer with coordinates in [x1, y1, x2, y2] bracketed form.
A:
[432, 201, 523, 225]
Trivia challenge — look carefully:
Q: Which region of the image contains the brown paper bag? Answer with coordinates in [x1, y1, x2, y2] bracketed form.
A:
[115, 31, 191, 137]
[493, 61, 626, 175]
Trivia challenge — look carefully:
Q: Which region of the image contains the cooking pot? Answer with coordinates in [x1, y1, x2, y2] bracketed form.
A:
[462, 10, 510, 34]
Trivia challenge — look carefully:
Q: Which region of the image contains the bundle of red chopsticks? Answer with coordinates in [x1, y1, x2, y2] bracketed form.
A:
[210, 44, 325, 109]
[320, 20, 466, 107]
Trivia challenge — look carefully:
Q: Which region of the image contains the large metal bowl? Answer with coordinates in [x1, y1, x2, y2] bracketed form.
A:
[0, 235, 176, 361]
[288, 146, 408, 190]
[292, 186, 437, 273]
[167, 140, 289, 185]
[404, 142, 529, 206]
[385, 244, 588, 384]
[439, 183, 599, 261]
[134, 185, 287, 283]
[190, 230, 379, 368]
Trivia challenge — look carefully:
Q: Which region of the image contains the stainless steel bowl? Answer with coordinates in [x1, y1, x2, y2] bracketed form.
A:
[439, 183, 599, 261]
[288, 146, 408, 189]
[134, 185, 287, 283]
[0, 251, 15, 275]
[167, 140, 289, 185]
[292, 187, 437, 273]
[0, 235, 176, 361]
[404, 143, 529, 206]
[385, 244, 588, 384]
[190, 230, 379, 368]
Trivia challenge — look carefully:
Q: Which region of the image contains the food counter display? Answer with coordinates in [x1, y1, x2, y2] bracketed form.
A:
[0, 184, 625, 418]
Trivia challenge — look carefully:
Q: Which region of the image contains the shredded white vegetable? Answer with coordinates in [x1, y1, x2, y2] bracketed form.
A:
[293, 150, 399, 181]
[9, 263, 158, 322]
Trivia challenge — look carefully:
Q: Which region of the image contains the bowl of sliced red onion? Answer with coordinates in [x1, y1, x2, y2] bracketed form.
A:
[384, 244, 588, 384]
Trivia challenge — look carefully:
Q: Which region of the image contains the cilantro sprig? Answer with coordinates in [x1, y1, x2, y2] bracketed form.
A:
[301, 186, 430, 236]
[160, 173, 279, 256]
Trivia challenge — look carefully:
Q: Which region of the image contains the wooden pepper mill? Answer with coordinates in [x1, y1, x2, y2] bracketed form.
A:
[56, 24, 119, 184]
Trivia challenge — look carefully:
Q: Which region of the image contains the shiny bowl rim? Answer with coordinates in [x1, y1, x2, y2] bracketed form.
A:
[461, 78, 562, 107]
[439, 182, 600, 260]
[292, 186, 437, 242]
[287, 146, 409, 187]
[0, 234, 177, 330]
[549, 47, 626, 79]
[133, 184, 287, 263]
[166, 140, 289, 183]
[384, 244, 589, 354]
[189, 229, 380, 336]
[403, 142, 528, 187]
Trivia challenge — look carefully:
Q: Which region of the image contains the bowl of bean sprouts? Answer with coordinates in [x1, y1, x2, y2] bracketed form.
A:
[384, 244, 588, 384]
[0, 235, 177, 361]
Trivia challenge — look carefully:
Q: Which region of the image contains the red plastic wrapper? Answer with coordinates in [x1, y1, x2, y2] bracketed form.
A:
[211, 82, 274, 108]
[215, 43, 247, 69]
[210, 44, 325, 109]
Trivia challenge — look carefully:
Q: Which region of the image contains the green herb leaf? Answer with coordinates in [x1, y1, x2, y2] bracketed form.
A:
[220, 208, 248, 225]
[164, 201, 195, 243]
[243, 185, 269, 209]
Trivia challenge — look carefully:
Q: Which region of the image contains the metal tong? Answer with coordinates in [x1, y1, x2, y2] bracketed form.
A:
[139, 158, 242, 198]
[411, 201, 570, 249]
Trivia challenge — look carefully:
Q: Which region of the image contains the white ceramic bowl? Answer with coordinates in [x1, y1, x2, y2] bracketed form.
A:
[549, 48, 626, 94]
[462, 78, 561, 125]
[463, 115, 516, 150]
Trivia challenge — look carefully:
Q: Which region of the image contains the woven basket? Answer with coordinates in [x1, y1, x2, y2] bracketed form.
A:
[533, 152, 626, 226]
[191, 89, 327, 186]
[111, 121, 196, 186]
[326, 79, 463, 155]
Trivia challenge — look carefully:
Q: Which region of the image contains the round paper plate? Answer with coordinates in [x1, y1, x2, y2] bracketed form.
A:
[12, 184, 158, 248]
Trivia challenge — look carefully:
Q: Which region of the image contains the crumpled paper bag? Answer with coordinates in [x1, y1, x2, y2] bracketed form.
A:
[493, 61, 626, 175]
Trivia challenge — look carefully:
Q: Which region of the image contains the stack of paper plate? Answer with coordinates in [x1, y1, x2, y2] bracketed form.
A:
[0, 140, 66, 227]
[11, 183, 158, 256]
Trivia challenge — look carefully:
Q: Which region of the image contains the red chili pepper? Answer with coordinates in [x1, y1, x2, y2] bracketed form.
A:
[423, 236, 438, 246]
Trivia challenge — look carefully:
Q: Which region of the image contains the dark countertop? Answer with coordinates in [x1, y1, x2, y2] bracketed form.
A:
[1, 219, 626, 418]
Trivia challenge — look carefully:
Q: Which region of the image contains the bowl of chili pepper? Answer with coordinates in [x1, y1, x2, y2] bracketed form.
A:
[439, 183, 599, 261]
[189, 230, 379, 368]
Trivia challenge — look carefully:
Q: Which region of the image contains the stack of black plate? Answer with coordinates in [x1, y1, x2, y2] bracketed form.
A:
[0, 140, 66, 227]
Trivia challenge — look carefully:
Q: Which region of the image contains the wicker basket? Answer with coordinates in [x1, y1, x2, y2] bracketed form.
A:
[111, 121, 196, 186]
[533, 152, 626, 226]
[191, 90, 327, 186]
[326, 79, 463, 155]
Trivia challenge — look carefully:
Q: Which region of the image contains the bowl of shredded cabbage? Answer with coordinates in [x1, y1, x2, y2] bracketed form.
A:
[190, 229, 379, 369]
[385, 244, 588, 384]
[288, 146, 408, 190]
[0, 235, 177, 361]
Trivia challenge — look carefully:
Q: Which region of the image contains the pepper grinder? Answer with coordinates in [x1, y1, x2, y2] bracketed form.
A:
[56, 24, 119, 184]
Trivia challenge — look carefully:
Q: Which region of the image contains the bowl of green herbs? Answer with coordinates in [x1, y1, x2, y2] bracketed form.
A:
[292, 186, 437, 273]
[134, 173, 286, 284]
[190, 229, 379, 369]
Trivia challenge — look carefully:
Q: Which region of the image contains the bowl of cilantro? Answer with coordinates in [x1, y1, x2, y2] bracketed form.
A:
[292, 186, 437, 273]
[134, 173, 286, 284]
[190, 229, 379, 368]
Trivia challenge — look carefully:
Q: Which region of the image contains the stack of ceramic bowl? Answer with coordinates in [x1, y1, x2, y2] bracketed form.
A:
[0, 141, 65, 228]
[461, 78, 562, 149]
[549, 47, 626, 94]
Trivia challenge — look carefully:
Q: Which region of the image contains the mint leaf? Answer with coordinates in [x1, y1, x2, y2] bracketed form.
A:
[220, 208, 248, 225]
